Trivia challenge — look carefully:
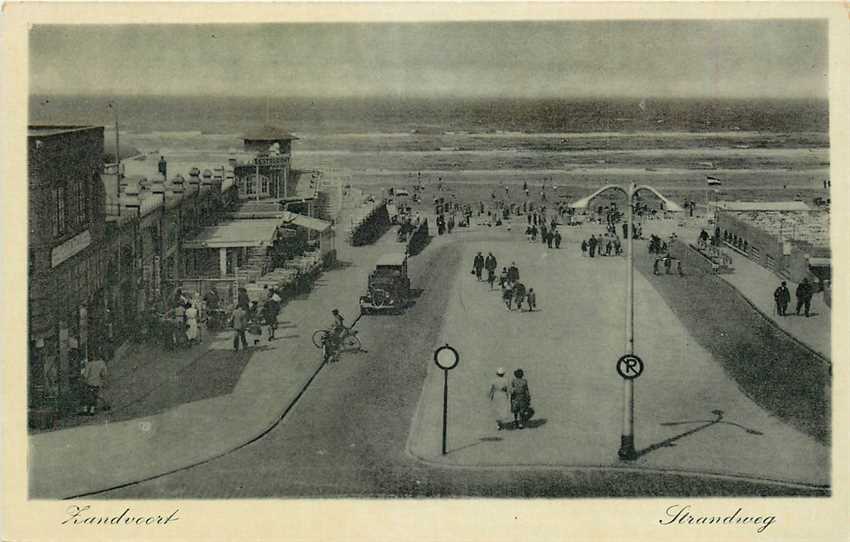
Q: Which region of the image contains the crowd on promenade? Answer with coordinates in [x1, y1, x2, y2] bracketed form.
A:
[471, 251, 538, 313]
[469, 250, 537, 431]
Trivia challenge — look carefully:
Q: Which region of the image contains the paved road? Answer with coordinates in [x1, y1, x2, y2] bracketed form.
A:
[98, 227, 825, 498]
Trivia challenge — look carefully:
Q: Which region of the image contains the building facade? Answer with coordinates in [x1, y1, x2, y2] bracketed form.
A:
[28, 126, 240, 420]
[234, 126, 296, 200]
[717, 209, 831, 285]
[28, 126, 108, 412]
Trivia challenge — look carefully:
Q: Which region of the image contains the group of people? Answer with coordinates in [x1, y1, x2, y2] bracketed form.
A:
[229, 285, 282, 352]
[167, 289, 203, 348]
[471, 253, 537, 312]
[581, 234, 622, 258]
[525, 222, 562, 248]
[488, 367, 533, 430]
[773, 278, 816, 318]
[647, 234, 669, 255]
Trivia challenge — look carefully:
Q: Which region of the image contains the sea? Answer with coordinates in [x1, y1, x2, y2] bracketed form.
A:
[29, 95, 831, 201]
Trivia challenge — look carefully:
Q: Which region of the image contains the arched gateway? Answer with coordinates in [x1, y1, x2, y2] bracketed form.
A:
[569, 184, 684, 212]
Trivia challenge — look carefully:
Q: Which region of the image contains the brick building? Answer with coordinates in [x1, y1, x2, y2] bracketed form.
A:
[28, 125, 240, 421]
[28, 125, 108, 412]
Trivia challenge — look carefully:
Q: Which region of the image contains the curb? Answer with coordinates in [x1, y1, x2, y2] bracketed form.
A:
[56, 352, 329, 499]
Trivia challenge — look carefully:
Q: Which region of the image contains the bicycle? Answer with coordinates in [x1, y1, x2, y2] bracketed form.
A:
[312, 326, 364, 363]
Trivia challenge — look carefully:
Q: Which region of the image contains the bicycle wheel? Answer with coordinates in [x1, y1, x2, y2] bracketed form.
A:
[312, 329, 329, 349]
[341, 333, 362, 352]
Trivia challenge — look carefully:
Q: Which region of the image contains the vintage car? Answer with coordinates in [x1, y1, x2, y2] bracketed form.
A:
[360, 253, 411, 313]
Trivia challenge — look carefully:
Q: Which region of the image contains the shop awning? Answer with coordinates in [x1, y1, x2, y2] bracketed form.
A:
[808, 257, 831, 267]
[280, 211, 332, 233]
[182, 219, 280, 249]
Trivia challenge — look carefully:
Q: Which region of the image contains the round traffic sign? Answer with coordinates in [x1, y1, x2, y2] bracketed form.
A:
[434, 344, 459, 370]
[616, 354, 644, 380]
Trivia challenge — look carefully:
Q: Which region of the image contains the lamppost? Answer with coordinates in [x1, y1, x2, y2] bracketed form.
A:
[618, 182, 639, 460]
[575, 182, 656, 461]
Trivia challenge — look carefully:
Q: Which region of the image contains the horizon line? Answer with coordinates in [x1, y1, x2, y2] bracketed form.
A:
[29, 92, 829, 102]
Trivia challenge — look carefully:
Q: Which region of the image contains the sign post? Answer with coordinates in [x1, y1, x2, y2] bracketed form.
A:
[434, 344, 459, 455]
[619, 182, 639, 461]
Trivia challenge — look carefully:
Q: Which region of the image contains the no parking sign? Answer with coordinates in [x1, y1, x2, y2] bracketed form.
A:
[616, 354, 644, 380]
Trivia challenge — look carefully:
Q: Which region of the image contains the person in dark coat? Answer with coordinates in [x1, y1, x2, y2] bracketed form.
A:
[581, 239, 588, 256]
[554, 230, 562, 249]
[485, 253, 498, 289]
[795, 278, 814, 317]
[588, 235, 597, 257]
[510, 369, 532, 429]
[774, 281, 791, 316]
[507, 262, 520, 283]
[473, 252, 485, 281]
[513, 281, 526, 310]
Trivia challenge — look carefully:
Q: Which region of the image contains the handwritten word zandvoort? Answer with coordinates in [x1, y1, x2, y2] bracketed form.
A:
[659, 504, 776, 533]
[62, 506, 180, 526]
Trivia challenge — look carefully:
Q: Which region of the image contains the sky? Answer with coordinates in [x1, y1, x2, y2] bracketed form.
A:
[29, 20, 828, 99]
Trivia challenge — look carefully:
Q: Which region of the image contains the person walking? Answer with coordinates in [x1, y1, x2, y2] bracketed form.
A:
[526, 288, 537, 311]
[230, 304, 249, 352]
[554, 230, 562, 249]
[510, 369, 532, 429]
[262, 296, 279, 340]
[488, 368, 510, 431]
[774, 281, 791, 316]
[499, 267, 509, 289]
[795, 278, 814, 317]
[581, 239, 588, 257]
[185, 302, 200, 345]
[508, 262, 520, 283]
[588, 235, 597, 258]
[473, 251, 485, 281]
[80, 352, 108, 416]
[502, 283, 514, 311]
[513, 281, 527, 311]
[485, 252, 498, 289]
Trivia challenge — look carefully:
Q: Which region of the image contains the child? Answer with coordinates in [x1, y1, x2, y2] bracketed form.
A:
[502, 284, 514, 311]
[526, 288, 537, 312]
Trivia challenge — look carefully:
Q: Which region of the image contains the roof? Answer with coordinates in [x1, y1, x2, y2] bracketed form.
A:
[243, 125, 298, 141]
[713, 201, 811, 211]
[28, 125, 101, 138]
[182, 219, 280, 249]
[808, 257, 830, 267]
[280, 211, 332, 233]
[376, 253, 407, 267]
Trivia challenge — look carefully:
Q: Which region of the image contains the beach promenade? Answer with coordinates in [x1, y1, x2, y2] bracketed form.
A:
[405, 226, 828, 489]
[27, 211, 831, 498]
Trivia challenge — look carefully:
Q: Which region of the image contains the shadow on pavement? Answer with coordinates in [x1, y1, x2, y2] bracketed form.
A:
[448, 436, 504, 454]
[637, 409, 763, 459]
